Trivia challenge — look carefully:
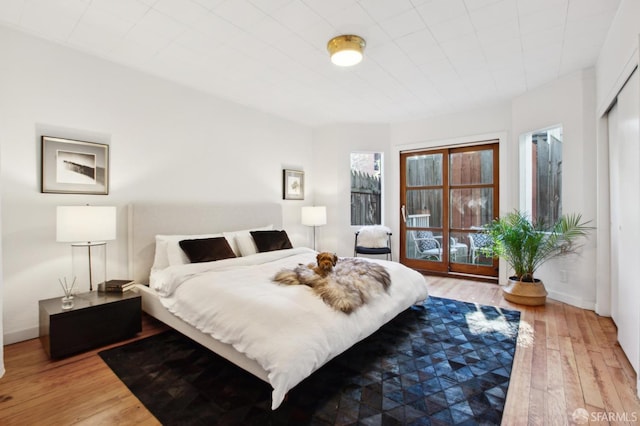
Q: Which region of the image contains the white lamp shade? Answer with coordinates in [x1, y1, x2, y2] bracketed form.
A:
[56, 206, 116, 243]
[301, 206, 327, 226]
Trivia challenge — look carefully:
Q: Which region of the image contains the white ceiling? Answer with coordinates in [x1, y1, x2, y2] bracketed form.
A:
[0, 0, 621, 126]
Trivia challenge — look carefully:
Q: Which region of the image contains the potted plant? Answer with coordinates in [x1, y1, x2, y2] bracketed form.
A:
[482, 210, 592, 306]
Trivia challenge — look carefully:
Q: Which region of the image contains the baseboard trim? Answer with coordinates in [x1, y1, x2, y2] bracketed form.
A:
[4, 327, 39, 345]
[547, 290, 596, 311]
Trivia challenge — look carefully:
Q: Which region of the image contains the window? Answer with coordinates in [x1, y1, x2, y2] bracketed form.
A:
[351, 152, 383, 225]
[520, 126, 562, 226]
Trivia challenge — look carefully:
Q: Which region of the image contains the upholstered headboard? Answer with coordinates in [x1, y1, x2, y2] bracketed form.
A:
[128, 203, 283, 284]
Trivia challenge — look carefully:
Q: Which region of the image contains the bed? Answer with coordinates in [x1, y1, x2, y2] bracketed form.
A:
[128, 203, 429, 410]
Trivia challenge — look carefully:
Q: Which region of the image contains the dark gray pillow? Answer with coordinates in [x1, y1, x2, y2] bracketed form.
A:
[250, 230, 293, 253]
[179, 237, 236, 263]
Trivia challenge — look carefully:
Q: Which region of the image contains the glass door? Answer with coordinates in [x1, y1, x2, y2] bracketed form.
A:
[400, 143, 499, 278]
[447, 144, 499, 276]
[401, 149, 450, 273]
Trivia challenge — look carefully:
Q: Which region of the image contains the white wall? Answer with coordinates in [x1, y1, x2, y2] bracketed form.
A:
[388, 71, 598, 309]
[312, 124, 391, 257]
[596, 0, 640, 115]
[512, 70, 598, 309]
[389, 102, 513, 275]
[0, 27, 313, 344]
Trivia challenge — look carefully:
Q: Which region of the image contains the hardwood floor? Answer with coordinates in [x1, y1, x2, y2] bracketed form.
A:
[0, 278, 638, 425]
[429, 277, 639, 426]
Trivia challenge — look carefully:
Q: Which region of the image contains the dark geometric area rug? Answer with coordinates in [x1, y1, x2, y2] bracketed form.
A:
[99, 296, 520, 426]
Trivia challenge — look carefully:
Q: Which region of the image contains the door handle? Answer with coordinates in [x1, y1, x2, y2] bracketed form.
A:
[401, 205, 407, 223]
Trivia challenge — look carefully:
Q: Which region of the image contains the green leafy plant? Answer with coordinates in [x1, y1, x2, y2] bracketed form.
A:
[482, 210, 592, 282]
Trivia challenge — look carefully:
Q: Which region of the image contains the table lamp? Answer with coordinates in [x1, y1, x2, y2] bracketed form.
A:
[57, 205, 116, 291]
[301, 206, 326, 251]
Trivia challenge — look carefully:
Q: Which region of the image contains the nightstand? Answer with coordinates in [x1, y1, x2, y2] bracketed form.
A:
[39, 290, 141, 358]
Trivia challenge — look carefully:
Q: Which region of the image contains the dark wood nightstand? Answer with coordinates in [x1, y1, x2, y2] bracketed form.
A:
[39, 290, 141, 358]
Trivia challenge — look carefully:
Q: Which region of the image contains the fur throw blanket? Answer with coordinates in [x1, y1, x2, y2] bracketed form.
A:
[273, 258, 390, 314]
[356, 225, 391, 248]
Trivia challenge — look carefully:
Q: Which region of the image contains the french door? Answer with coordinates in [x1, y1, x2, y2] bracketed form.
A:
[400, 143, 499, 278]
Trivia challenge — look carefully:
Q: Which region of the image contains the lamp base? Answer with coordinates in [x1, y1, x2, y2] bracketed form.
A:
[71, 242, 106, 292]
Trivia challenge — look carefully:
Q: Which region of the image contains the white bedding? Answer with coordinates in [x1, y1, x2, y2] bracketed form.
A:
[150, 247, 429, 409]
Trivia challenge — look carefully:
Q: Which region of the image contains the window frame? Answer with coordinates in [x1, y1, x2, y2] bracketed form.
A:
[519, 124, 563, 224]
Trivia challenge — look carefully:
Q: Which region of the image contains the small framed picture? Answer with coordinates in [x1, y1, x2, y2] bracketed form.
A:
[282, 169, 304, 200]
[41, 136, 109, 194]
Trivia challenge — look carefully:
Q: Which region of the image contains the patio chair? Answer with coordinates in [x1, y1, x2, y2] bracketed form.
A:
[469, 232, 493, 264]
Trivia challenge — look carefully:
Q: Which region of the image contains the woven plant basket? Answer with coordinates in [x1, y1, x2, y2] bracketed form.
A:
[502, 277, 547, 306]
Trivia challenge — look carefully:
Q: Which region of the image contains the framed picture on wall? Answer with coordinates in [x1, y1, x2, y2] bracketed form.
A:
[282, 169, 304, 200]
[41, 136, 109, 194]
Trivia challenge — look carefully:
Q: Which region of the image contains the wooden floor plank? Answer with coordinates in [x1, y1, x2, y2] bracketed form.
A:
[575, 307, 599, 353]
[545, 301, 560, 351]
[545, 348, 567, 426]
[553, 300, 571, 339]
[608, 364, 640, 420]
[502, 334, 532, 424]
[590, 350, 628, 422]
[0, 277, 638, 425]
[568, 324, 606, 409]
[557, 335, 586, 421]
[612, 342, 639, 392]
[531, 319, 548, 391]
[528, 387, 546, 426]
[586, 311, 622, 369]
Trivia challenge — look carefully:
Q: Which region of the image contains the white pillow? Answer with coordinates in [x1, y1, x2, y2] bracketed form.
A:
[151, 238, 170, 271]
[223, 224, 274, 256]
[356, 226, 391, 248]
[151, 233, 223, 270]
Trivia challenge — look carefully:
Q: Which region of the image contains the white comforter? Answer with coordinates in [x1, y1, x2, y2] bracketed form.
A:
[150, 247, 429, 409]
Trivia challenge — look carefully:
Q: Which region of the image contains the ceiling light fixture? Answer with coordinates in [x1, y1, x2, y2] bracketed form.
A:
[327, 35, 366, 67]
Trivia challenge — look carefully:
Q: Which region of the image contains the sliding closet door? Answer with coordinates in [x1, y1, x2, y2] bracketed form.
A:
[608, 69, 640, 378]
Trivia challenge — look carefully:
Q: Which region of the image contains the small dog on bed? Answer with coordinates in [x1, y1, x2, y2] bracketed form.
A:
[311, 252, 338, 277]
[273, 252, 390, 314]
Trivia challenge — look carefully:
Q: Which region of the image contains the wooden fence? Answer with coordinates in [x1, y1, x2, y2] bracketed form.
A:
[533, 133, 562, 226]
[351, 170, 381, 225]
